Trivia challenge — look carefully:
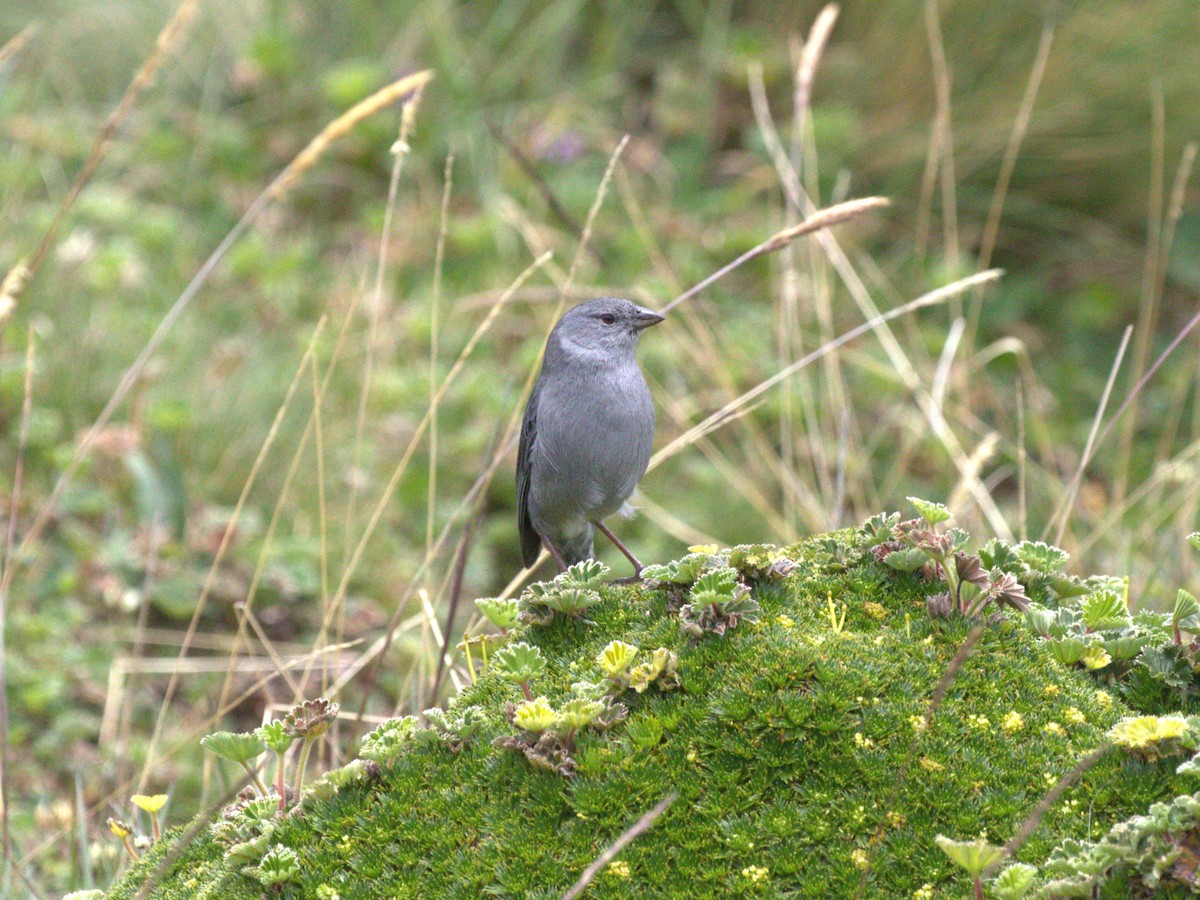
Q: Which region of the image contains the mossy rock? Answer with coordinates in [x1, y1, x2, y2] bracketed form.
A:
[110, 534, 1189, 898]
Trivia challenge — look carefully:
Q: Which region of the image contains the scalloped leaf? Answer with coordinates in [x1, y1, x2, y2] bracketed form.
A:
[490, 641, 546, 683]
[557, 559, 610, 590]
[1174, 589, 1200, 632]
[934, 835, 1006, 877]
[1014, 540, 1069, 573]
[475, 596, 520, 630]
[908, 497, 951, 527]
[883, 547, 927, 573]
[1047, 637, 1085, 666]
[200, 731, 267, 764]
[1080, 590, 1129, 632]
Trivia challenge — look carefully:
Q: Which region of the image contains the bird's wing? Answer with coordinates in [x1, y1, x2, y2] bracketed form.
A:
[516, 379, 544, 567]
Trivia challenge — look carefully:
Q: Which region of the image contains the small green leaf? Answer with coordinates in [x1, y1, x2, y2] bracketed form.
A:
[555, 698, 603, 730]
[1177, 753, 1200, 777]
[200, 731, 267, 764]
[1013, 540, 1069, 573]
[256, 721, 294, 754]
[991, 862, 1038, 900]
[690, 568, 739, 600]
[883, 548, 927, 573]
[1047, 637, 1085, 666]
[475, 597, 520, 630]
[934, 834, 1006, 877]
[908, 496, 951, 526]
[491, 642, 546, 684]
[1188, 532, 1200, 553]
[1080, 590, 1129, 632]
[557, 559, 610, 590]
[1174, 589, 1200, 632]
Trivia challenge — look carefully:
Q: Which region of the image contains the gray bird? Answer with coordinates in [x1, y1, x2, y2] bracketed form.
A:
[517, 297, 665, 574]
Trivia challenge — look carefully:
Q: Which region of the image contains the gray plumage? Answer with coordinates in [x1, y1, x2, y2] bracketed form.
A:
[517, 297, 664, 570]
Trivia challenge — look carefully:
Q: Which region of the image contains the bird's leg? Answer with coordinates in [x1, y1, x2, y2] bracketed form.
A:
[594, 521, 643, 576]
[542, 536, 569, 572]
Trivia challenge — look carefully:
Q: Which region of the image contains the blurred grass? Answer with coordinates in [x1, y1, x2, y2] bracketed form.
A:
[1, 0, 1199, 891]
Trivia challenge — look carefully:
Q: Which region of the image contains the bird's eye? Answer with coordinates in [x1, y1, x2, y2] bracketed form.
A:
[600, 314, 617, 326]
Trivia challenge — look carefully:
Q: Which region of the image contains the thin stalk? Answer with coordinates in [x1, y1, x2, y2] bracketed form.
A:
[238, 761, 267, 798]
[274, 750, 287, 813]
[293, 738, 316, 805]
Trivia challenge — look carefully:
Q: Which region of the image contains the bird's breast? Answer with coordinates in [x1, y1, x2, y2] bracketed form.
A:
[531, 363, 654, 521]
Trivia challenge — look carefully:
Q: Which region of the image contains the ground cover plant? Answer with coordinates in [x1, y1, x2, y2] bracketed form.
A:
[0, 0, 1198, 894]
[107, 515, 1200, 896]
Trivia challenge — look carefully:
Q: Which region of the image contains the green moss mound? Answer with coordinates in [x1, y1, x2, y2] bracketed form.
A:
[111, 533, 1189, 898]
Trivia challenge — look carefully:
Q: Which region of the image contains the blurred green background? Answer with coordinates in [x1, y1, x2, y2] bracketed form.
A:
[1, 0, 1198, 891]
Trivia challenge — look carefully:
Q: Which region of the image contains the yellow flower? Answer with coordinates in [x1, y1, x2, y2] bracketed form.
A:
[863, 601, 888, 620]
[740, 864, 769, 883]
[607, 860, 631, 879]
[107, 818, 131, 838]
[919, 757, 945, 772]
[1064, 707, 1086, 725]
[887, 811, 906, 829]
[854, 732, 875, 750]
[1095, 690, 1113, 708]
[913, 885, 935, 900]
[130, 794, 168, 814]
[850, 849, 869, 869]
[1044, 722, 1066, 738]
[1001, 711, 1025, 734]
[965, 714, 990, 730]
[1042, 684, 1061, 697]
[909, 715, 927, 733]
[1080, 646, 1112, 670]
[775, 614, 795, 629]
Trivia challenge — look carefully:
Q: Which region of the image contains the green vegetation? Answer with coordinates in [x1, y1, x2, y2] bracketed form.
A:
[107, 520, 1200, 897]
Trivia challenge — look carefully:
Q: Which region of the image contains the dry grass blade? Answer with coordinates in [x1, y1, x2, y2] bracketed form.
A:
[1046, 326, 1133, 544]
[0, 23, 37, 69]
[976, 18, 1055, 277]
[267, 71, 433, 201]
[795, 4, 839, 115]
[562, 792, 678, 900]
[298, 252, 553, 689]
[1115, 85, 1167, 503]
[0, 330, 35, 870]
[990, 746, 1114, 877]
[9, 68, 433, 596]
[923, 0, 959, 268]
[427, 155, 455, 561]
[1093, 308, 1200, 463]
[20, 640, 357, 872]
[346, 91, 426, 565]
[651, 270, 1002, 470]
[0, 261, 29, 338]
[135, 317, 328, 792]
[659, 197, 889, 315]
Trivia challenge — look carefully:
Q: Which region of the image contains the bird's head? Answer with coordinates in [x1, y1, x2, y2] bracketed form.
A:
[547, 297, 665, 364]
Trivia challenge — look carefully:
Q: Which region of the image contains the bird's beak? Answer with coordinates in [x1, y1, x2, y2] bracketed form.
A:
[632, 307, 666, 330]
